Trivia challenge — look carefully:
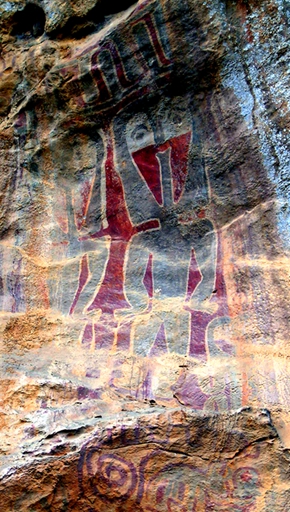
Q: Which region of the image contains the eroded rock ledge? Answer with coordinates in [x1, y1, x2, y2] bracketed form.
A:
[1, 408, 289, 511]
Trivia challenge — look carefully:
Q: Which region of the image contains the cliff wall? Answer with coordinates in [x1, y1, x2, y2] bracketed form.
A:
[0, 0, 290, 509]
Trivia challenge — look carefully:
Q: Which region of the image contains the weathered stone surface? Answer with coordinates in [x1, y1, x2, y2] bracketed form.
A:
[2, 408, 290, 511]
[0, 0, 290, 509]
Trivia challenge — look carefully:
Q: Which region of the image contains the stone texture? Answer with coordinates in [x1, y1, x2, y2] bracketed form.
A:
[2, 408, 290, 511]
[0, 0, 290, 509]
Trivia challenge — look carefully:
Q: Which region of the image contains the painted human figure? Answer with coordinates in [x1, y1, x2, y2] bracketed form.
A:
[117, 96, 218, 356]
[72, 123, 160, 348]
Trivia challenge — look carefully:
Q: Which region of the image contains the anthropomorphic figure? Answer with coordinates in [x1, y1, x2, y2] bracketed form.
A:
[117, 96, 218, 356]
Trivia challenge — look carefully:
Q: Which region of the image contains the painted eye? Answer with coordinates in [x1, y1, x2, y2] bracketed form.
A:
[135, 130, 146, 141]
[131, 124, 149, 141]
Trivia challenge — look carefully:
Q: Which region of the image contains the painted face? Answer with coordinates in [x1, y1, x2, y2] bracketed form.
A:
[126, 112, 155, 154]
[125, 99, 193, 206]
[126, 112, 163, 205]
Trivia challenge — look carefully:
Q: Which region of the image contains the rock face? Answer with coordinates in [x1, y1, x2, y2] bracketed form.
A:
[0, 0, 289, 509]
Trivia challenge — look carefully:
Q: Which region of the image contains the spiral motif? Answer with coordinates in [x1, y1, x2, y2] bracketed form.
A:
[87, 453, 137, 500]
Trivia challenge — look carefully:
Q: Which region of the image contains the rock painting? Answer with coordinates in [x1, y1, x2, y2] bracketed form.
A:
[68, 96, 228, 357]
[1, 0, 290, 508]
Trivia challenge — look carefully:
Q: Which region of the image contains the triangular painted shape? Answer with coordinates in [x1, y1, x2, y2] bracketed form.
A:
[149, 322, 168, 357]
[132, 145, 163, 205]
